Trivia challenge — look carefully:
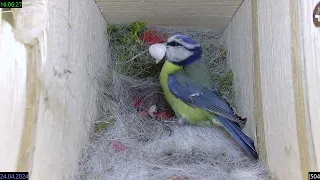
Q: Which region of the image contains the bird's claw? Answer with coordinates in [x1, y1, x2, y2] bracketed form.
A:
[234, 114, 247, 124]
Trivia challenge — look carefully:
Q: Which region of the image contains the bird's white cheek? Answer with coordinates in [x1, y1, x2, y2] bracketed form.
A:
[166, 47, 193, 62]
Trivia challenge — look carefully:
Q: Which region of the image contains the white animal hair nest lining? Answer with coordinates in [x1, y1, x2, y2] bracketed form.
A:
[73, 26, 270, 180]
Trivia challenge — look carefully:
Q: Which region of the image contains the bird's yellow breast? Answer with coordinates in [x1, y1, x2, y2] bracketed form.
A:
[159, 61, 212, 125]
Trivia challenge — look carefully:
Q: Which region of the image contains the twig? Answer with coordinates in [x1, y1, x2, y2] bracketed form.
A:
[126, 50, 148, 64]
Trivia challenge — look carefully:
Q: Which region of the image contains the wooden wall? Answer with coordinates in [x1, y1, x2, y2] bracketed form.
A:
[95, 0, 242, 29]
[0, 0, 109, 179]
[299, 0, 320, 173]
[0, 16, 28, 172]
[228, 0, 320, 179]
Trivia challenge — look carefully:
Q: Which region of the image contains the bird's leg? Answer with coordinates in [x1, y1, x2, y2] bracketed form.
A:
[234, 114, 247, 124]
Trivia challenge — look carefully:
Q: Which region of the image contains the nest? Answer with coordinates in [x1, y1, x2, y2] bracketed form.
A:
[73, 22, 270, 180]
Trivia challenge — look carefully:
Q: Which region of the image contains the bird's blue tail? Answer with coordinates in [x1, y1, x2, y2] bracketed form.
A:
[215, 116, 258, 159]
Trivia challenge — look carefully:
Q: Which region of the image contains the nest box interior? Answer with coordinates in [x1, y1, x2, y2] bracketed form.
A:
[0, 0, 319, 180]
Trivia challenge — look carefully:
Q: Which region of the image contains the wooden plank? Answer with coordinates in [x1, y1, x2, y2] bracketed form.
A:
[227, 0, 257, 147]
[229, 0, 318, 179]
[96, 0, 240, 2]
[29, 0, 109, 179]
[251, 0, 268, 164]
[0, 19, 28, 172]
[16, 45, 40, 173]
[299, 0, 320, 171]
[257, 0, 303, 178]
[290, 0, 311, 178]
[227, 0, 268, 165]
[103, 15, 231, 30]
[96, 0, 242, 29]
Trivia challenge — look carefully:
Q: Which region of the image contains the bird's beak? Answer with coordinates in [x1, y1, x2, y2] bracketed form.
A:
[148, 43, 166, 64]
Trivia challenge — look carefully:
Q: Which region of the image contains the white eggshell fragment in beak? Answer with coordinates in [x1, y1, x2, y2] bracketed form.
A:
[148, 43, 166, 63]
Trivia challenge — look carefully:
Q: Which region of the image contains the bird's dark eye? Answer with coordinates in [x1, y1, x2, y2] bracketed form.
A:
[167, 41, 181, 47]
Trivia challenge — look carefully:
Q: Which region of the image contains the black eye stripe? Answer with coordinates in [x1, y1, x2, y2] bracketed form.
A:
[167, 41, 181, 47]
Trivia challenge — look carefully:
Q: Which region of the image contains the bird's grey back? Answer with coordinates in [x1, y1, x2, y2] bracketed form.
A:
[173, 59, 214, 90]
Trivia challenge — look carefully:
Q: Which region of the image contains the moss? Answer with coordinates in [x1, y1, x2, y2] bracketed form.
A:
[219, 71, 233, 91]
[93, 118, 115, 134]
[216, 71, 236, 108]
[219, 47, 227, 58]
[107, 21, 162, 79]
[107, 21, 147, 46]
[81, 174, 87, 180]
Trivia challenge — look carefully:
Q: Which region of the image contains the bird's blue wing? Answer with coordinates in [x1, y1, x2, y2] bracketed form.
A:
[168, 74, 257, 158]
[167, 74, 244, 124]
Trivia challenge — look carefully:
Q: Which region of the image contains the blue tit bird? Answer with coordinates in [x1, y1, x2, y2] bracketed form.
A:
[148, 34, 258, 159]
